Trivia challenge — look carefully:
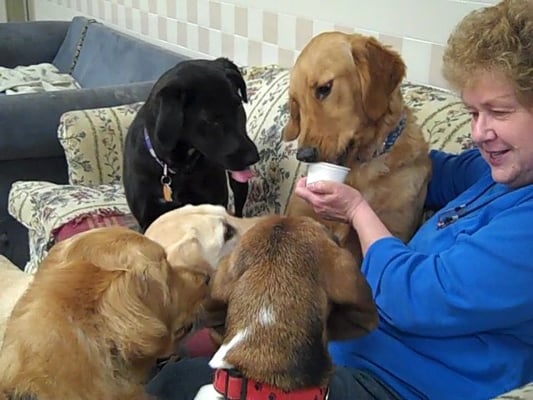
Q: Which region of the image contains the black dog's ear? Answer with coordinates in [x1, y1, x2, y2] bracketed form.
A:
[152, 84, 185, 152]
[215, 57, 248, 103]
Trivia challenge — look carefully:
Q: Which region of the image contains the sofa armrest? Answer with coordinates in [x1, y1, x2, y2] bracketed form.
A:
[0, 81, 154, 162]
[0, 20, 70, 68]
[8, 180, 133, 273]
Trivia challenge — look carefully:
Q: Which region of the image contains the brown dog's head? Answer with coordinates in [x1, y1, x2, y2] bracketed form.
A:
[33, 227, 209, 367]
[207, 215, 378, 390]
[284, 32, 406, 164]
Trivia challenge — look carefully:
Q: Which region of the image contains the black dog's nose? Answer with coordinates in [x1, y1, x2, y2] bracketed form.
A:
[296, 147, 319, 163]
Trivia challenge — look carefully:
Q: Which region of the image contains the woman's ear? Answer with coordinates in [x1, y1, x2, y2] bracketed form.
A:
[323, 247, 379, 340]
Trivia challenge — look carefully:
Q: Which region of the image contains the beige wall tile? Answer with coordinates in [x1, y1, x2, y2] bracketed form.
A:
[209, 1, 221, 29]
[177, 20, 188, 47]
[166, 0, 176, 19]
[263, 11, 277, 44]
[379, 33, 403, 54]
[429, 43, 450, 90]
[235, 6, 248, 37]
[278, 47, 294, 68]
[158, 15, 167, 40]
[222, 32, 235, 60]
[295, 17, 313, 50]
[248, 39, 262, 65]
[187, 0, 197, 23]
[198, 26, 210, 54]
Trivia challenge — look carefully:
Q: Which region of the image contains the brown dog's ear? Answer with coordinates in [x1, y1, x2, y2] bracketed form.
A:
[283, 97, 301, 141]
[216, 57, 248, 103]
[324, 247, 379, 340]
[209, 251, 248, 303]
[351, 36, 406, 121]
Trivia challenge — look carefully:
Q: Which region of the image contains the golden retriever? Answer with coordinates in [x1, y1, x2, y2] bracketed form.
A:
[284, 31, 432, 261]
[0, 227, 209, 400]
[193, 215, 378, 399]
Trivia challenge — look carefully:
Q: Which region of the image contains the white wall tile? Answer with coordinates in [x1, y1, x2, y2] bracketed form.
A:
[262, 42, 278, 65]
[312, 20, 335, 36]
[147, 12, 158, 38]
[233, 35, 249, 67]
[197, 0, 210, 28]
[277, 13, 296, 50]
[176, 0, 187, 21]
[220, 2, 235, 34]
[166, 18, 178, 43]
[209, 28, 222, 57]
[247, 7, 263, 41]
[401, 38, 433, 84]
[131, 7, 141, 31]
[186, 23, 199, 51]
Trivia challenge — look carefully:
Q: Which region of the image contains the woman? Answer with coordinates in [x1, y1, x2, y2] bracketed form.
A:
[146, 0, 533, 398]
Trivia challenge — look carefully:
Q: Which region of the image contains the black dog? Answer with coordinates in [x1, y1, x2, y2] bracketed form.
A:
[123, 58, 260, 231]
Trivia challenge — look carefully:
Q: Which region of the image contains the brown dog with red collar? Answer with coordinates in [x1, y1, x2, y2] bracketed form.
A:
[193, 215, 378, 399]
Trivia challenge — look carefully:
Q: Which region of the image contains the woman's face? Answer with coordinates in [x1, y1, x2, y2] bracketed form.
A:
[462, 71, 533, 188]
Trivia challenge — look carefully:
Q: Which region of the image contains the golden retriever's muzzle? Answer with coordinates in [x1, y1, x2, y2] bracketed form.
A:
[296, 147, 319, 163]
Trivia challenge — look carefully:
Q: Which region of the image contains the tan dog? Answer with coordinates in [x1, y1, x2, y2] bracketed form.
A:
[144, 204, 264, 274]
[0, 227, 209, 400]
[0, 257, 32, 349]
[194, 215, 378, 399]
[284, 31, 432, 260]
[144, 204, 267, 343]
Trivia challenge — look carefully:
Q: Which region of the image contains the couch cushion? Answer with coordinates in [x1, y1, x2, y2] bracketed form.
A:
[52, 16, 97, 74]
[70, 22, 188, 88]
[58, 101, 143, 185]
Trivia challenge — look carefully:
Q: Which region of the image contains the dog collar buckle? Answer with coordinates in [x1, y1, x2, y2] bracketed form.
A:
[213, 369, 328, 400]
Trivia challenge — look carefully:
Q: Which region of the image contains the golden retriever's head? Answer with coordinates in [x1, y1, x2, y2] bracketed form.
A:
[207, 215, 378, 390]
[284, 31, 406, 164]
[36, 226, 209, 364]
[144, 204, 265, 274]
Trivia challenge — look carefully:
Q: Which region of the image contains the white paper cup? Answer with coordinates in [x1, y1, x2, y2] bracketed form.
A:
[306, 162, 350, 185]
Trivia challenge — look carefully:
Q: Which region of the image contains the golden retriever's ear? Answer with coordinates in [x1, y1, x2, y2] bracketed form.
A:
[324, 247, 379, 340]
[352, 36, 406, 121]
[283, 97, 301, 141]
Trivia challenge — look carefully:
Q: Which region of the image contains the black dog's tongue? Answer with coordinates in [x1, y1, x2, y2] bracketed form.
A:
[230, 168, 255, 183]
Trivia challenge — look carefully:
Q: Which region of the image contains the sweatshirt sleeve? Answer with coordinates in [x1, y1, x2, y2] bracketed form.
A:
[426, 148, 489, 209]
[362, 201, 533, 337]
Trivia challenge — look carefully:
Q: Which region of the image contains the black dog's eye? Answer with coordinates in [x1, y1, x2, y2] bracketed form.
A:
[223, 223, 236, 242]
[315, 81, 333, 101]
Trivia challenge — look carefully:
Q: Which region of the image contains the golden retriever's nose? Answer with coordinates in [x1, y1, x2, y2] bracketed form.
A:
[296, 147, 319, 163]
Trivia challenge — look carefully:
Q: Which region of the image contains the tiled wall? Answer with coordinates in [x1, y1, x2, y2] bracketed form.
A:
[29, 0, 497, 89]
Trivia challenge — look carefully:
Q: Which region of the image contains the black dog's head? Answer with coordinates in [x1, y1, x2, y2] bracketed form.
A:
[144, 58, 259, 181]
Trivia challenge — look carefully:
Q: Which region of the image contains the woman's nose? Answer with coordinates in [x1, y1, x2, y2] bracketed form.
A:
[471, 113, 496, 143]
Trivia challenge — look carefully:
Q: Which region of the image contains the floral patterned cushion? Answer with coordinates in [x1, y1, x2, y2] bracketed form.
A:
[58, 102, 143, 186]
[9, 65, 473, 273]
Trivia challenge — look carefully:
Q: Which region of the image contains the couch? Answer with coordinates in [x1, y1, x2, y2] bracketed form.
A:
[5, 64, 533, 399]
[0, 16, 189, 267]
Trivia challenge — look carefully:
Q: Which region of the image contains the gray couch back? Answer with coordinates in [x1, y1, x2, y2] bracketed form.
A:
[53, 16, 188, 88]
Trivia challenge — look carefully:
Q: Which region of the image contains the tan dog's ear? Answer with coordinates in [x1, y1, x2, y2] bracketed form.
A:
[283, 97, 301, 141]
[166, 233, 214, 276]
[324, 247, 379, 340]
[352, 36, 406, 121]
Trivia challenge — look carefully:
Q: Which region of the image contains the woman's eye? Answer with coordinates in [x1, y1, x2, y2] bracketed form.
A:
[315, 81, 333, 101]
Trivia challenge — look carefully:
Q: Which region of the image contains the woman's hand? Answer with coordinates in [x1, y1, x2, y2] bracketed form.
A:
[294, 177, 366, 223]
[294, 177, 393, 256]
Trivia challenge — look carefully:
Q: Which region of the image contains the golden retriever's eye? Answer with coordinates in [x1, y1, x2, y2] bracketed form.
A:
[223, 223, 236, 242]
[315, 81, 333, 101]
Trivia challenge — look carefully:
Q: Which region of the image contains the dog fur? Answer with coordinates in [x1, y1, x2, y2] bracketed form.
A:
[144, 204, 268, 345]
[284, 32, 432, 261]
[123, 58, 260, 231]
[0, 227, 209, 400]
[194, 215, 378, 399]
[0, 257, 32, 350]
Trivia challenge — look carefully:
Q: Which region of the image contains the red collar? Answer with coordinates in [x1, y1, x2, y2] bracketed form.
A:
[213, 369, 328, 400]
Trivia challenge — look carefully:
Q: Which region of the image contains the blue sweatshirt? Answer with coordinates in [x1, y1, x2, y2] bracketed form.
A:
[329, 149, 533, 399]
